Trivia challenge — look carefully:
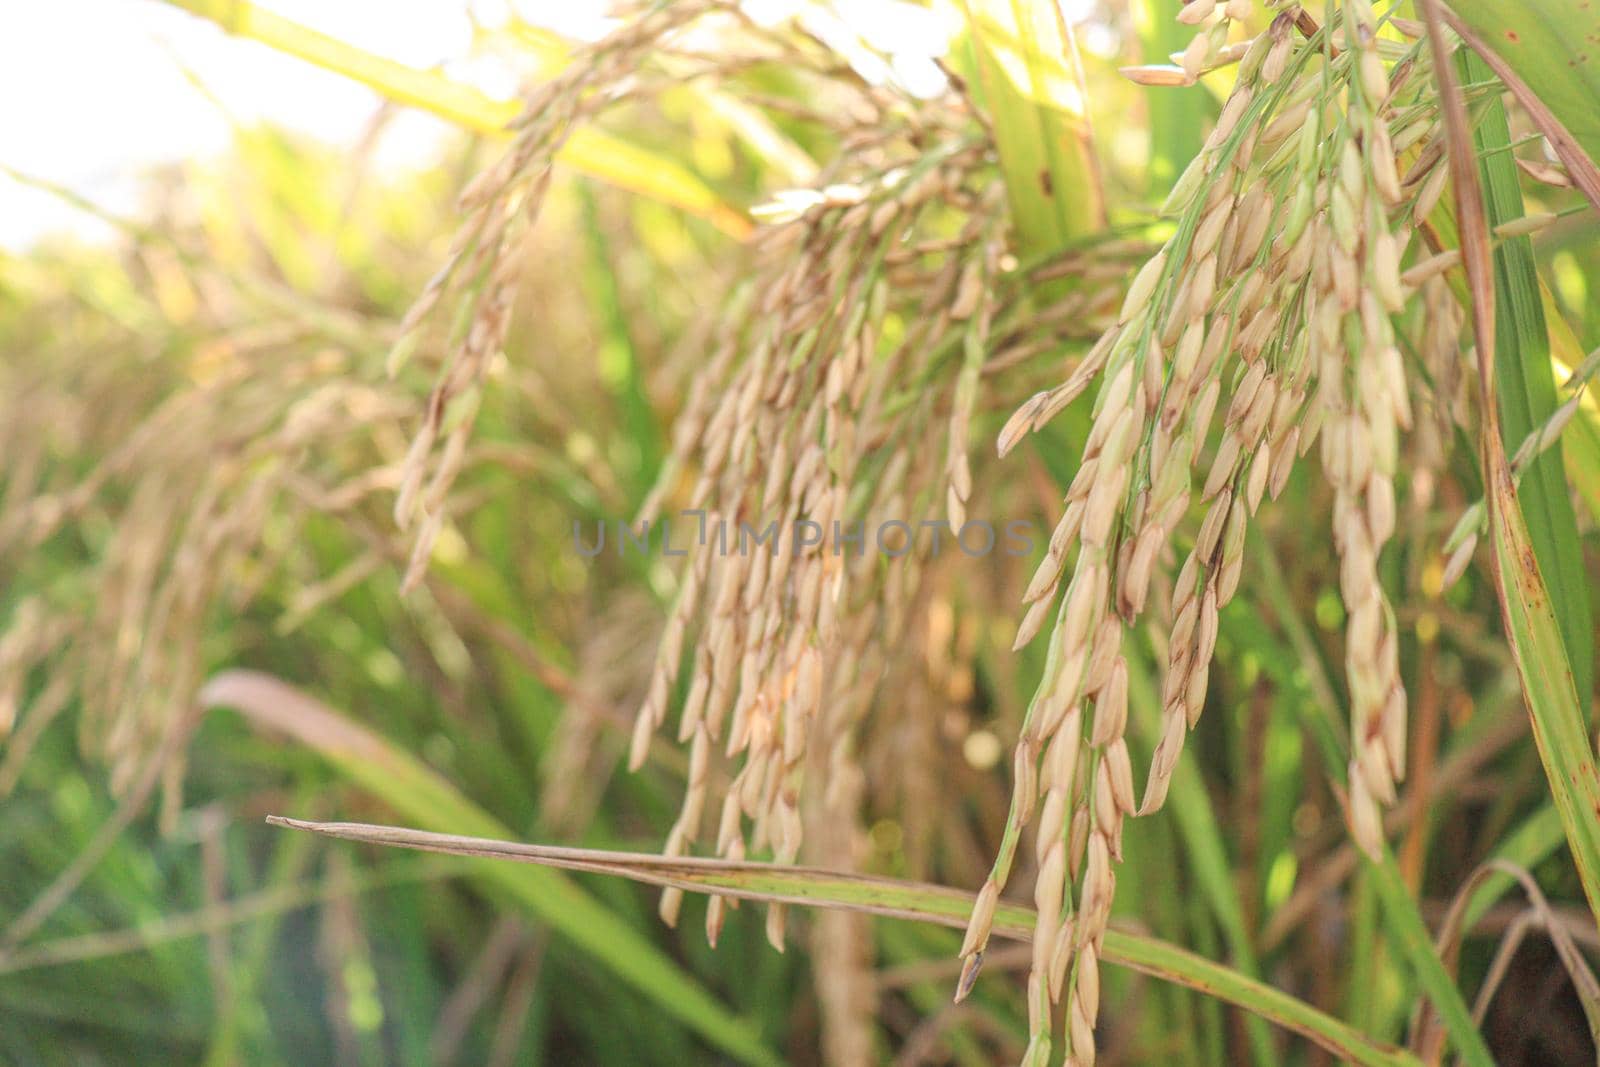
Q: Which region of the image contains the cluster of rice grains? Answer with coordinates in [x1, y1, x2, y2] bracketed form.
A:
[392, 4, 1133, 1058]
[385, 1, 1488, 1060]
[630, 148, 1000, 943]
[962, 5, 1461, 1063]
[0, 336, 413, 808]
[622, 67, 1136, 952]
[392, 0, 724, 588]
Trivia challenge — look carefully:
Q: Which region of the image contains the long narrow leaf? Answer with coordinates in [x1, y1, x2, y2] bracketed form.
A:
[1132, 0, 1207, 195]
[1257, 521, 1497, 1066]
[1424, 3, 1600, 934]
[1459, 48, 1593, 715]
[1365, 847, 1493, 1067]
[270, 816, 1422, 1067]
[1126, 659, 1277, 1065]
[158, 0, 752, 237]
[958, 0, 1104, 250]
[1477, 461, 1600, 926]
[199, 671, 779, 1067]
[1444, 1, 1600, 210]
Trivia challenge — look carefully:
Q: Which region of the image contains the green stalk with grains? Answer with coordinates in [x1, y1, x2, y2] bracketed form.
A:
[962, 7, 1431, 1062]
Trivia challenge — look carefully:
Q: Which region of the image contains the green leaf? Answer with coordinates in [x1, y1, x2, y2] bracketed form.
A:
[1427, 12, 1600, 935]
[578, 183, 664, 494]
[1446, 0, 1600, 171]
[1463, 49, 1593, 716]
[1254, 542, 1496, 1066]
[200, 671, 780, 1067]
[1479, 450, 1600, 928]
[270, 816, 1423, 1067]
[957, 0, 1104, 251]
[1365, 848, 1495, 1067]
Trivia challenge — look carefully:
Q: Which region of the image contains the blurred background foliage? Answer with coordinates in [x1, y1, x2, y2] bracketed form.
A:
[0, 1, 1597, 1064]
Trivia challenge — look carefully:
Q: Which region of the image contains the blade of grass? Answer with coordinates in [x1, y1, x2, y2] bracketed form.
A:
[1425, 0, 1600, 933]
[205, 787, 320, 1066]
[0, 861, 451, 976]
[1185, 893, 1229, 1064]
[1347, 868, 1380, 1038]
[1365, 845, 1494, 1067]
[268, 816, 1422, 1067]
[1474, 437, 1600, 922]
[199, 670, 780, 1067]
[957, 0, 1105, 251]
[1459, 47, 1593, 716]
[157, 0, 752, 238]
[1443, 1, 1600, 211]
[1118, 811, 1206, 1064]
[577, 183, 664, 494]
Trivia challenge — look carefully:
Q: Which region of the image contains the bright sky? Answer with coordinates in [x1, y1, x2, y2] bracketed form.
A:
[0, 0, 515, 250]
[0, 0, 1060, 251]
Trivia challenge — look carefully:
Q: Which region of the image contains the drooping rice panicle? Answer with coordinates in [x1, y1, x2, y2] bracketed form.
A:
[956, 5, 1477, 1060]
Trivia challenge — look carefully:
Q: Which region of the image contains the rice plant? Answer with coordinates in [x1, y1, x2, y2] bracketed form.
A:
[2, 0, 1599, 1063]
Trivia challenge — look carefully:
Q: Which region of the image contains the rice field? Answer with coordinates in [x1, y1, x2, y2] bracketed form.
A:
[2, 1, 1600, 1063]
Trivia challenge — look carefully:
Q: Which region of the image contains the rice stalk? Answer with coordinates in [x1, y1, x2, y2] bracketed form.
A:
[952, 6, 1503, 1060]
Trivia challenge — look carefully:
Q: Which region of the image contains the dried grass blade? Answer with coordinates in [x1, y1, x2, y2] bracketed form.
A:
[1423, 860, 1600, 1060]
[1459, 805, 1566, 932]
